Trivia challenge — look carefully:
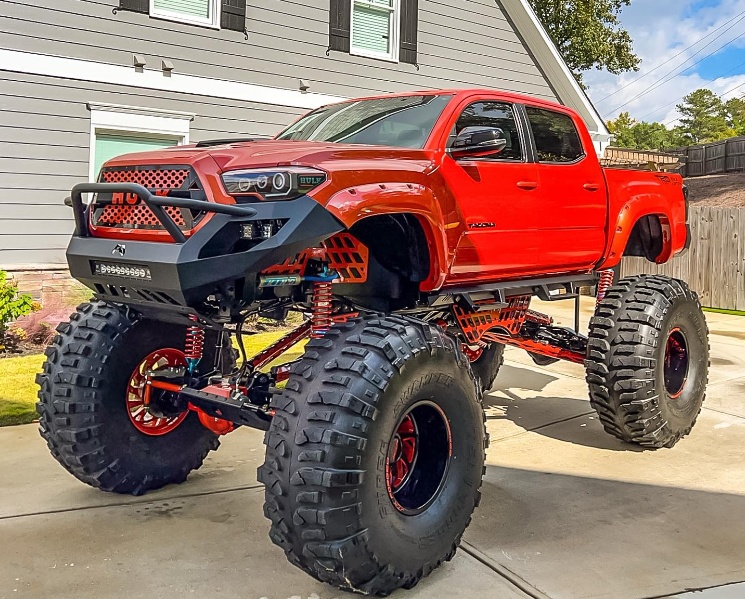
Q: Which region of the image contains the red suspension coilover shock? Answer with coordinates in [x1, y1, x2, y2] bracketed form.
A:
[185, 314, 205, 373]
[311, 281, 333, 339]
[596, 269, 615, 306]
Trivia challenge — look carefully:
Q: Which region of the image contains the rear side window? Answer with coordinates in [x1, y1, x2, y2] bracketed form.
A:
[526, 107, 584, 163]
[451, 102, 523, 160]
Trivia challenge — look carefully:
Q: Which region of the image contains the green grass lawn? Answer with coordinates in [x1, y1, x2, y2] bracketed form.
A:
[0, 329, 305, 428]
[0, 354, 44, 427]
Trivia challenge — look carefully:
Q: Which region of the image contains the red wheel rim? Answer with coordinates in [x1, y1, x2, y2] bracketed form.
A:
[126, 348, 188, 436]
[385, 402, 452, 515]
[387, 414, 419, 492]
[463, 344, 485, 362]
[664, 328, 689, 399]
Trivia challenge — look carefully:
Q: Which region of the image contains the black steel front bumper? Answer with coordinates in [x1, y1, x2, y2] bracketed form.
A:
[66, 183, 344, 316]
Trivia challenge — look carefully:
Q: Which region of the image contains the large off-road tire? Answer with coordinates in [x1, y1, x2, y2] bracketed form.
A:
[36, 301, 226, 495]
[586, 275, 709, 448]
[258, 315, 486, 596]
[469, 343, 505, 391]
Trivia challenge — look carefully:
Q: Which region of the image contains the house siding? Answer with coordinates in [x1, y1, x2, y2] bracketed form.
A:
[0, 0, 558, 267]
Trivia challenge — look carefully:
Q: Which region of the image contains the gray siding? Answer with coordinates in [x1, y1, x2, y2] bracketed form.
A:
[0, 0, 557, 266]
[0, 71, 305, 266]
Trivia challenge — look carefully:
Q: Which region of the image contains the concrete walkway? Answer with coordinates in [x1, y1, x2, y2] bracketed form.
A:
[2, 298, 744, 599]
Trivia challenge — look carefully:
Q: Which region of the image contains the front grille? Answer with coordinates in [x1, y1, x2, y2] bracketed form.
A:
[91, 166, 204, 231]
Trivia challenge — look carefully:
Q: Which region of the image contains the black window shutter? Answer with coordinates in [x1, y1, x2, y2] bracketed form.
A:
[399, 0, 419, 65]
[117, 0, 148, 14]
[329, 0, 351, 53]
[221, 0, 246, 31]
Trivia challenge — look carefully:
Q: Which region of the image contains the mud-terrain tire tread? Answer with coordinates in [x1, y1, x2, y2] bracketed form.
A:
[585, 275, 709, 448]
[258, 314, 486, 596]
[36, 300, 221, 495]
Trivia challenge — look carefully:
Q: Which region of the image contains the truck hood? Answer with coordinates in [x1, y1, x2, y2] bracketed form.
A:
[105, 139, 434, 176]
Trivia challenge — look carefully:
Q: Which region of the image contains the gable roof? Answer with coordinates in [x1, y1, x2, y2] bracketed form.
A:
[498, 0, 611, 146]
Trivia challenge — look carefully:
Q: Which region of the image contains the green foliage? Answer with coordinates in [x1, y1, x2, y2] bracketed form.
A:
[676, 89, 734, 144]
[607, 112, 687, 150]
[528, 0, 640, 86]
[0, 271, 35, 350]
[725, 97, 745, 136]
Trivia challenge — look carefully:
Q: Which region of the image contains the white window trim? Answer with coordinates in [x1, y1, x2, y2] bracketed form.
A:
[87, 102, 195, 181]
[149, 0, 220, 30]
[350, 0, 400, 63]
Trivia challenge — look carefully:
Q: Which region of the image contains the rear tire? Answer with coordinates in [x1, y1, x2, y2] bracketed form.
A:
[258, 315, 486, 596]
[469, 343, 505, 391]
[36, 301, 224, 495]
[586, 275, 709, 448]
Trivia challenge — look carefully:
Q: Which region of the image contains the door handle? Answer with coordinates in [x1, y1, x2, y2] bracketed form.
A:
[517, 181, 538, 190]
[583, 183, 600, 192]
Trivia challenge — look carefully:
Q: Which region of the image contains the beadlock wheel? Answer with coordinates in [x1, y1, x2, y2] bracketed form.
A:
[126, 348, 189, 436]
[385, 402, 452, 516]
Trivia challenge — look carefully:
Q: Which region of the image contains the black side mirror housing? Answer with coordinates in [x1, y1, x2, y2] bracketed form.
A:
[449, 127, 508, 158]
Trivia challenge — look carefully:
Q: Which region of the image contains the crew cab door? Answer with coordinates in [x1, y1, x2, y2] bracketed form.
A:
[440, 98, 541, 281]
[524, 105, 607, 271]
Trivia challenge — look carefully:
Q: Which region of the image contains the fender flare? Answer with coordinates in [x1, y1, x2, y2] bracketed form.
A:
[601, 203, 675, 269]
[323, 183, 449, 291]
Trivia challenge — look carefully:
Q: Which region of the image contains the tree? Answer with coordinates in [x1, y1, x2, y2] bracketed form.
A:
[677, 89, 732, 144]
[725, 97, 745, 136]
[606, 113, 687, 150]
[528, 0, 641, 86]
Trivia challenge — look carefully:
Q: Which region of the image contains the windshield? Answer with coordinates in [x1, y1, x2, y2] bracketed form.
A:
[276, 94, 453, 149]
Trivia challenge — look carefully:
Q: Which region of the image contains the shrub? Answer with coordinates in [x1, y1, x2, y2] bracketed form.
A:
[12, 297, 71, 347]
[0, 271, 36, 352]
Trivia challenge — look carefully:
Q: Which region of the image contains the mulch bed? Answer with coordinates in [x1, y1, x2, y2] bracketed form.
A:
[684, 173, 745, 208]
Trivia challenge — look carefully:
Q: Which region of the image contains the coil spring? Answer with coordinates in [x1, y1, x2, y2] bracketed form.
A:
[311, 281, 333, 339]
[185, 314, 205, 371]
[596, 269, 615, 306]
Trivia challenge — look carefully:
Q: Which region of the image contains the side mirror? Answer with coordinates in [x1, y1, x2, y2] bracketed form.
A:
[449, 127, 508, 158]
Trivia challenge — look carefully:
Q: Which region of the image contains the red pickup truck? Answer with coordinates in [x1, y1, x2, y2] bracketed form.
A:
[39, 89, 707, 596]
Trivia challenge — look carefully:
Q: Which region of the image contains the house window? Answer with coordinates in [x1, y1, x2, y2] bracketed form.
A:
[351, 0, 399, 61]
[329, 0, 419, 65]
[150, 0, 220, 28]
[87, 103, 195, 181]
[116, 1, 246, 32]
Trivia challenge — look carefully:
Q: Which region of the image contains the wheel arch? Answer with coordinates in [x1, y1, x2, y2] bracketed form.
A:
[323, 183, 449, 290]
[623, 214, 670, 262]
[601, 211, 674, 269]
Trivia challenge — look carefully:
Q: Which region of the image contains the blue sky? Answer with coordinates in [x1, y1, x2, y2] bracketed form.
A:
[584, 0, 745, 125]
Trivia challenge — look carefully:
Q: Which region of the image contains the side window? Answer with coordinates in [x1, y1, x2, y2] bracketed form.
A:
[451, 102, 523, 161]
[526, 107, 584, 163]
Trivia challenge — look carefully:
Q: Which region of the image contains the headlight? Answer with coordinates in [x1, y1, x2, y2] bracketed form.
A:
[221, 167, 327, 201]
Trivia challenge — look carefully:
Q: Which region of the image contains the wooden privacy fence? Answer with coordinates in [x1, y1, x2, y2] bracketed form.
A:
[621, 206, 745, 311]
[676, 137, 745, 177]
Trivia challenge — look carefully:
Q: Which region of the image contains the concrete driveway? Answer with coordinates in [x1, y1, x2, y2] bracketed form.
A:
[2, 298, 745, 599]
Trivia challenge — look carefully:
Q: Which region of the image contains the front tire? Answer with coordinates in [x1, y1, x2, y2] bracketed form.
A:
[36, 301, 223, 495]
[258, 315, 486, 595]
[586, 275, 709, 448]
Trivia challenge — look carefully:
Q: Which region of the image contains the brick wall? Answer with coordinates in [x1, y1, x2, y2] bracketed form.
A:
[6, 268, 87, 307]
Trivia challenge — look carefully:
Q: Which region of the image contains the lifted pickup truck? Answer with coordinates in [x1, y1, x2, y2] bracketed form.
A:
[38, 89, 707, 596]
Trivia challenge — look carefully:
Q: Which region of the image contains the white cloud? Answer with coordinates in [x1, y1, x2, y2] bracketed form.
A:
[584, 0, 745, 125]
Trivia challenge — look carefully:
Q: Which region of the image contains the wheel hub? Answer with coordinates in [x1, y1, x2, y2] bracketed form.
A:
[385, 402, 452, 515]
[126, 348, 189, 436]
[664, 328, 689, 399]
